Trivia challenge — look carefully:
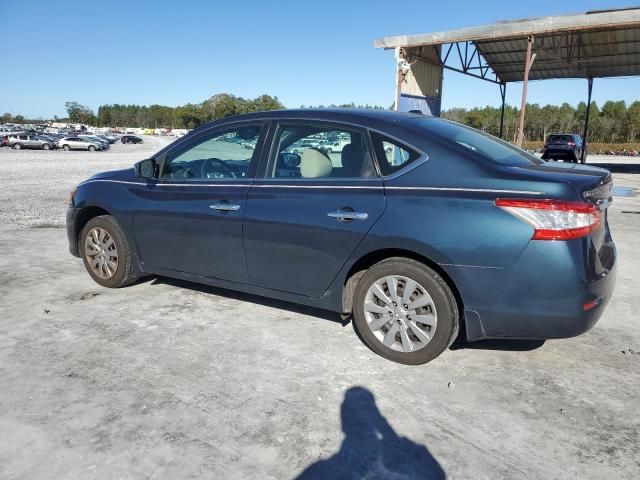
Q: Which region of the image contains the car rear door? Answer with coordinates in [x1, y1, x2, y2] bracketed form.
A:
[243, 120, 386, 297]
[131, 121, 266, 283]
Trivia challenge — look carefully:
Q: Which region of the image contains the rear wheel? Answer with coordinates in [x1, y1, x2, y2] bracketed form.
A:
[352, 257, 459, 365]
[80, 215, 138, 288]
[63, 144, 70, 151]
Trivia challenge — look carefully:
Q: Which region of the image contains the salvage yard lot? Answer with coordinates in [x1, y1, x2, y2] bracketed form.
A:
[0, 138, 639, 479]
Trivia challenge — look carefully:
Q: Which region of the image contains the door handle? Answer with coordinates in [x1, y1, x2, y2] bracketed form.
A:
[210, 203, 241, 212]
[327, 210, 368, 221]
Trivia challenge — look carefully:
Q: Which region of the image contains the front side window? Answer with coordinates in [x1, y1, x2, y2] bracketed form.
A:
[268, 123, 376, 179]
[161, 124, 263, 181]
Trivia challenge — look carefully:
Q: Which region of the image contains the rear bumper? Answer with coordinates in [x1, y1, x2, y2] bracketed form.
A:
[66, 207, 81, 257]
[542, 149, 578, 159]
[448, 237, 617, 340]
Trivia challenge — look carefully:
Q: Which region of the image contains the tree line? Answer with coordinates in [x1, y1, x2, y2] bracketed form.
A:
[442, 100, 640, 144]
[3, 96, 639, 144]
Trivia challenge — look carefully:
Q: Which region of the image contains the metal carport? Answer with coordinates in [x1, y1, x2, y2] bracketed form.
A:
[374, 7, 640, 162]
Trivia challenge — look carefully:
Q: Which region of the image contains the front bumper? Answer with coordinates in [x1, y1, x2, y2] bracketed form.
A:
[66, 207, 82, 257]
[448, 236, 617, 341]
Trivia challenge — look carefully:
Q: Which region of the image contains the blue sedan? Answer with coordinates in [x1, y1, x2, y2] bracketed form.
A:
[66, 109, 616, 364]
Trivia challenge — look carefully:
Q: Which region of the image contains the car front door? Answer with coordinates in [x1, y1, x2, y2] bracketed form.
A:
[243, 121, 386, 297]
[132, 122, 266, 282]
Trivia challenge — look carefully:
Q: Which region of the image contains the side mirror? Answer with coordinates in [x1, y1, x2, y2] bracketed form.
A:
[134, 158, 156, 179]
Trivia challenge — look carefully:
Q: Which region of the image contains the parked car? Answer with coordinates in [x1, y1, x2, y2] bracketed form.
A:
[66, 109, 616, 365]
[542, 134, 584, 163]
[79, 135, 109, 149]
[57, 137, 102, 151]
[121, 135, 143, 144]
[1, 135, 8, 147]
[8, 134, 55, 150]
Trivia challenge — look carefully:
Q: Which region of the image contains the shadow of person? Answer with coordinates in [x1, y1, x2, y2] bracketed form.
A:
[294, 387, 445, 480]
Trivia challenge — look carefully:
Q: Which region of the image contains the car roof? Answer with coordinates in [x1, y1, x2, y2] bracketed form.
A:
[193, 108, 432, 133]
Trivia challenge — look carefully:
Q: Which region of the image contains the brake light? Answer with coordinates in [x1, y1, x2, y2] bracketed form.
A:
[568, 141, 576, 147]
[495, 199, 600, 240]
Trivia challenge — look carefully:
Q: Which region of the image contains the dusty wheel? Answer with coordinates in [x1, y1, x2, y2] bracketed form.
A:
[42, 143, 51, 150]
[352, 257, 459, 365]
[88, 145, 96, 152]
[13, 143, 22, 150]
[80, 215, 138, 288]
[63, 144, 70, 151]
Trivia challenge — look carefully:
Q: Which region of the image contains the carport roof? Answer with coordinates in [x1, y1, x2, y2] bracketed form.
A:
[374, 7, 640, 82]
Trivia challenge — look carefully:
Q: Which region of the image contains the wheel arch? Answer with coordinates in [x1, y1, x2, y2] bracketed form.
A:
[74, 205, 111, 246]
[341, 248, 464, 324]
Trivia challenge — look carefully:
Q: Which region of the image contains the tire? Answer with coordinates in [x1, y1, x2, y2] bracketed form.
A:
[88, 145, 96, 152]
[63, 145, 70, 151]
[80, 215, 138, 288]
[352, 257, 459, 365]
[42, 144, 50, 150]
[13, 143, 21, 150]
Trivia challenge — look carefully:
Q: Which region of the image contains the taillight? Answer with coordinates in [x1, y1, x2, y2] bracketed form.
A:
[568, 141, 576, 146]
[495, 198, 600, 240]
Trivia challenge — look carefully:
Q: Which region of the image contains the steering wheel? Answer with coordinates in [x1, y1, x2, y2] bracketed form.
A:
[201, 158, 236, 179]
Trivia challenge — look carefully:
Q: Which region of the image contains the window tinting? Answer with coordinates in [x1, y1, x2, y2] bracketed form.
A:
[410, 118, 544, 166]
[161, 124, 262, 181]
[269, 124, 376, 179]
[370, 132, 421, 176]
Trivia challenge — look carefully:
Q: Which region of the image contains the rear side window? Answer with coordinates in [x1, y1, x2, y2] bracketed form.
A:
[370, 132, 421, 176]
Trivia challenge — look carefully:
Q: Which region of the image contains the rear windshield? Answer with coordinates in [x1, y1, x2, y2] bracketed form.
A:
[408, 118, 543, 166]
[547, 135, 573, 143]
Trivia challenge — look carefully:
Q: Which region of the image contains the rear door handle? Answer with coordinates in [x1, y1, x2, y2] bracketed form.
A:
[210, 203, 241, 211]
[327, 211, 368, 221]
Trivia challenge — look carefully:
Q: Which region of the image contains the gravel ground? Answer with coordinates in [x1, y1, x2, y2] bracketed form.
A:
[0, 136, 175, 229]
[0, 143, 639, 479]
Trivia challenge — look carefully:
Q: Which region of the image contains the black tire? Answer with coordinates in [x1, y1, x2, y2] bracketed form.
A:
[80, 215, 138, 288]
[88, 145, 96, 152]
[42, 143, 50, 150]
[63, 144, 70, 151]
[352, 257, 459, 365]
[13, 143, 22, 150]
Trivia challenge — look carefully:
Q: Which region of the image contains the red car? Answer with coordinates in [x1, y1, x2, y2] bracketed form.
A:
[1, 135, 9, 147]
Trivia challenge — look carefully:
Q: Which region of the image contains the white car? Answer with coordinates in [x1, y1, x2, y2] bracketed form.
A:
[322, 139, 350, 154]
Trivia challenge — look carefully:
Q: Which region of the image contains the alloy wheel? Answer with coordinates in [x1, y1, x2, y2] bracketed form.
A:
[363, 275, 437, 353]
[84, 227, 118, 279]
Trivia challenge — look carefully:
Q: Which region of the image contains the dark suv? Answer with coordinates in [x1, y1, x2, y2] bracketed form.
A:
[121, 135, 143, 144]
[542, 134, 584, 163]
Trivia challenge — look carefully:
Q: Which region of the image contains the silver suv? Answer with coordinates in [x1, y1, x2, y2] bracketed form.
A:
[9, 134, 55, 150]
[57, 137, 102, 151]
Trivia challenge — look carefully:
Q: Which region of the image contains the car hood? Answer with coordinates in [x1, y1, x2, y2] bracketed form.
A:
[86, 168, 136, 182]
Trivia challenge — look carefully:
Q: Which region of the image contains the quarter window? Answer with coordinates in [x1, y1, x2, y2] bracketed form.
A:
[370, 132, 421, 176]
[161, 124, 263, 181]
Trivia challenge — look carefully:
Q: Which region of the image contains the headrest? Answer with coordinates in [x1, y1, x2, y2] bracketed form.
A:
[300, 148, 333, 178]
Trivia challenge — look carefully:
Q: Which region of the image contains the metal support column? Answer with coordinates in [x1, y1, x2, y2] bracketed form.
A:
[581, 77, 593, 164]
[499, 82, 507, 139]
[516, 35, 536, 147]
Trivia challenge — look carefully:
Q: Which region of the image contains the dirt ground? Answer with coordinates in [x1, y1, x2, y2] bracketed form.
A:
[0, 137, 638, 479]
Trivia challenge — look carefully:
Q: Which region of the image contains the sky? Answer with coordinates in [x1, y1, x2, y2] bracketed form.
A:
[1, 0, 639, 118]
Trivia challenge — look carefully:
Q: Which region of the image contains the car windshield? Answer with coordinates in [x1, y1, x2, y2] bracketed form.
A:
[408, 118, 544, 166]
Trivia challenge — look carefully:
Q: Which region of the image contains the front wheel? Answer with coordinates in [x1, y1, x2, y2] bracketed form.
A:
[80, 215, 138, 288]
[88, 145, 96, 151]
[63, 145, 70, 151]
[42, 143, 51, 150]
[352, 257, 459, 365]
[13, 143, 21, 150]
